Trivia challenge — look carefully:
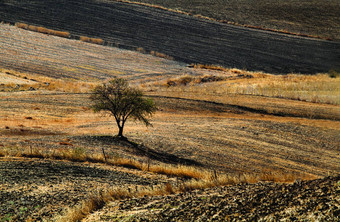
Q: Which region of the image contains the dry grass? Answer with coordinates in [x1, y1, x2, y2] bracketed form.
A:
[190, 64, 229, 71]
[80, 36, 104, 45]
[0, 144, 206, 181]
[148, 164, 205, 179]
[0, 144, 314, 184]
[15, 23, 70, 38]
[0, 68, 96, 93]
[152, 70, 340, 105]
[15, 22, 29, 29]
[56, 187, 133, 222]
[222, 73, 340, 105]
[0, 145, 204, 179]
[150, 51, 174, 60]
[55, 164, 315, 222]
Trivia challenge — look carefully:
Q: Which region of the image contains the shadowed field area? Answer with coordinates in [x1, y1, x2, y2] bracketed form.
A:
[132, 0, 340, 40]
[0, 1, 339, 73]
[0, 158, 169, 221]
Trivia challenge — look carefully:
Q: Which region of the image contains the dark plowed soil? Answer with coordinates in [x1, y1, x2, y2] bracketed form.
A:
[85, 176, 340, 221]
[134, 0, 340, 40]
[0, 158, 166, 221]
[1, 0, 339, 74]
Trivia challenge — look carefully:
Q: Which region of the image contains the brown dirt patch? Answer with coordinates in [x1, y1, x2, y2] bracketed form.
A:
[85, 176, 340, 221]
[0, 158, 168, 221]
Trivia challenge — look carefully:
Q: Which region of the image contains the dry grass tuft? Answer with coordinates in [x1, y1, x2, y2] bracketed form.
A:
[110, 157, 144, 170]
[15, 22, 29, 29]
[164, 183, 175, 194]
[0, 149, 5, 157]
[80, 36, 104, 45]
[136, 47, 146, 53]
[0, 68, 97, 93]
[191, 63, 228, 71]
[148, 164, 206, 179]
[150, 51, 174, 60]
[15, 23, 70, 38]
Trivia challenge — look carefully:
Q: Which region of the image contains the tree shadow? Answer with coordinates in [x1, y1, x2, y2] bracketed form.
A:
[82, 135, 202, 166]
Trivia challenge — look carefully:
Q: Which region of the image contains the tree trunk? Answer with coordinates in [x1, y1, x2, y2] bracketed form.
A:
[118, 126, 124, 138]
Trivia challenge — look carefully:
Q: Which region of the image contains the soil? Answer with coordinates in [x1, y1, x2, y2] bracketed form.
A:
[0, 2, 339, 220]
[85, 176, 340, 221]
[0, 158, 170, 221]
[1, 92, 339, 177]
[133, 0, 340, 40]
[0, 1, 339, 74]
[0, 24, 189, 83]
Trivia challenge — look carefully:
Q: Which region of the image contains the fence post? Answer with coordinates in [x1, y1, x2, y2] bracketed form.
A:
[102, 147, 107, 162]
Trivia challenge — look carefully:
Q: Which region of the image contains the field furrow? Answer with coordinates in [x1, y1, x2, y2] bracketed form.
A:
[1, 0, 339, 73]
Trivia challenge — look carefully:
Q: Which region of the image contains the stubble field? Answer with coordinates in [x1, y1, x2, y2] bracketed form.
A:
[0, 20, 339, 221]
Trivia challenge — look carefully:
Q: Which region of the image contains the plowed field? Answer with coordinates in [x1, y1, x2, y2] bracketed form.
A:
[1, 0, 339, 74]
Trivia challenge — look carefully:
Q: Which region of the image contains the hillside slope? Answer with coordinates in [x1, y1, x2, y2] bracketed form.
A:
[85, 176, 340, 221]
[133, 0, 340, 41]
[0, 0, 339, 74]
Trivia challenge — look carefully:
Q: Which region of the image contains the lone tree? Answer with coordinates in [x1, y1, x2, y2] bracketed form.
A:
[90, 78, 157, 138]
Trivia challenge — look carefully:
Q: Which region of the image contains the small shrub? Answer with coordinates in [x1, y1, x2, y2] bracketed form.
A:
[328, 69, 340, 78]
[150, 51, 173, 60]
[199, 75, 225, 83]
[166, 80, 177, 87]
[178, 76, 193, 86]
[165, 74, 226, 87]
[136, 47, 146, 53]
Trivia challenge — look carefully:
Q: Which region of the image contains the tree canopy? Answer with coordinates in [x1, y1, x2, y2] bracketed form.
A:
[90, 78, 157, 138]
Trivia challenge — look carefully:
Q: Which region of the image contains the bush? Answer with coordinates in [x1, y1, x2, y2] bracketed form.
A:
[328, 69, 340, 78]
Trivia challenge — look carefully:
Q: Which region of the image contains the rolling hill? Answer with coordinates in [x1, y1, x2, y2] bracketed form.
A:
[0, 1, 339, 221]
[1, 0, 339, 74]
